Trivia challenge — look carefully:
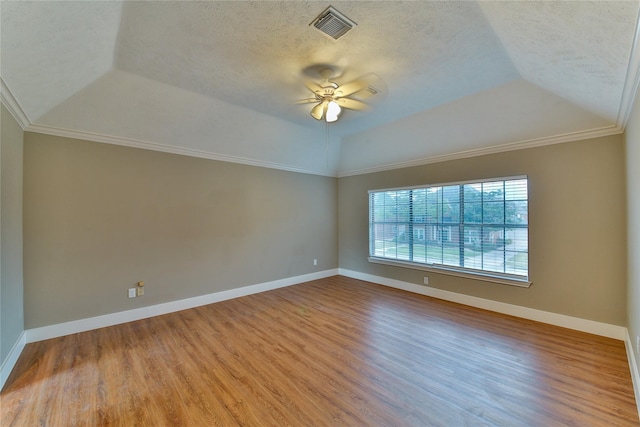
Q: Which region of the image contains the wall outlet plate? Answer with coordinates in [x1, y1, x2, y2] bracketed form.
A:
[137, 287, 144, 297]
[128, 288, 136, 298]
[423, 276, 429, 285]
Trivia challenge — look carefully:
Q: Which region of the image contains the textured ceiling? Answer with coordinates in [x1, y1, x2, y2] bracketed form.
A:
[1, 1, 639, 176]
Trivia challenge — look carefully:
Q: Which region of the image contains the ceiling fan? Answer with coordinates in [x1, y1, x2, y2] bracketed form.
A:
[297, 66, 379, 123]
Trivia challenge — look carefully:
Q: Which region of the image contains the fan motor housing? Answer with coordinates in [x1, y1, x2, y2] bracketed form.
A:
[315, 83, 338, 99]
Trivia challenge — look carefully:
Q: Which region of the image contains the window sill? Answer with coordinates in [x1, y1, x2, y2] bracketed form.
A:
[368, 257, 532, 288]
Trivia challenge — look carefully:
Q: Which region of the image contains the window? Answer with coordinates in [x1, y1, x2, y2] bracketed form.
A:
[369, 176, 529, 285]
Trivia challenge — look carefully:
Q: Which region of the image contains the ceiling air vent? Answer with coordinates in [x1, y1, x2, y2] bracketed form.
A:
[310, 6, 356, 40]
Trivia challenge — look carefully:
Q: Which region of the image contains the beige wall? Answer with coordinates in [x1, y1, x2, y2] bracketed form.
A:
[1, 105, 24, 365]
[23, 133, 338, 328]
[338, 135, 627, 325]
[15, 123, 633, 332]
[625, 88, 640, 373]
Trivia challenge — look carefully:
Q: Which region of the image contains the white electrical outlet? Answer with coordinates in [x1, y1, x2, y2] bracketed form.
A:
[423, 276, 429, 285]
[636, 336, 639, 354]
[128, 288, 136, 298]
[313, 259, 318, 266]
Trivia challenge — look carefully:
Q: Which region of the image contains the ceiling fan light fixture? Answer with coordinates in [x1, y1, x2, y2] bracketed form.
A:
[298, 65, 381, 123]
[325, 101, 342, 122]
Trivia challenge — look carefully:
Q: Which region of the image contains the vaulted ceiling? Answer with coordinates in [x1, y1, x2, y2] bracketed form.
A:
[2, 1, 639, 176]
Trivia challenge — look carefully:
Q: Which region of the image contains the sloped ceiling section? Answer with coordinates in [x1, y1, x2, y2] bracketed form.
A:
[37, 70, 337, 174]
[1, 1, 639, 176]
[479, 1, 638, 123]
[339, 79, 613, 174]
[0, 1, 122, 122]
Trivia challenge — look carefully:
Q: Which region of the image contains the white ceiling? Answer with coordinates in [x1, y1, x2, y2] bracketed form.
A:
[2, 1, 639, 176]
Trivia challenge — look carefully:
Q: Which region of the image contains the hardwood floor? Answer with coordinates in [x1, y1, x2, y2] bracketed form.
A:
[2, 276, 638, 426]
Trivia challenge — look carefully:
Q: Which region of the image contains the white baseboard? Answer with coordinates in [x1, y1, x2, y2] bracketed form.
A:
[624, 330, 640, 419]
[339, 268, 627, 340]
[26, 269, 338, 343]
[0, 330, 26, 391]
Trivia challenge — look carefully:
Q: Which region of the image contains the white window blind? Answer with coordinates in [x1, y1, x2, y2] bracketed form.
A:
[369, 176, 529, 283]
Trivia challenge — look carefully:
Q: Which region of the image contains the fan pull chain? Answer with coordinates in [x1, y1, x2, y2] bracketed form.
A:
[325, 120, 330, 170]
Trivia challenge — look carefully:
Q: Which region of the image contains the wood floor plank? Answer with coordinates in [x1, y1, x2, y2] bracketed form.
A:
[1, 275, 638, 426]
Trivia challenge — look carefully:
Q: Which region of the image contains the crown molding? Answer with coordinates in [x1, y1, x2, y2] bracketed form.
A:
[25, 124, 336, 177]
[25, 122, 622, 180]
[617, 5, 640, 130]
[0, 77, 30, 129]
[336, 124, 623, 177]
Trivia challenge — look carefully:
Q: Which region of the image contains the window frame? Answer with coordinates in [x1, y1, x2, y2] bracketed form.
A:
[368, 175, 531, 288]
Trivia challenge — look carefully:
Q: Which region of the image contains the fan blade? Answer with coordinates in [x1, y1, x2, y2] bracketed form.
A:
[296, 97, 320, 105]
[304, 79, 324, 95]
[334, 79, 369, 98]
[335, 98, 371, 111]
[310, 101, 328, 120]
[340, 73, 387, 101]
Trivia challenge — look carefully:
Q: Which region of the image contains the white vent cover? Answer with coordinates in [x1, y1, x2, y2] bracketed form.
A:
[310, 6, 356, 40]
